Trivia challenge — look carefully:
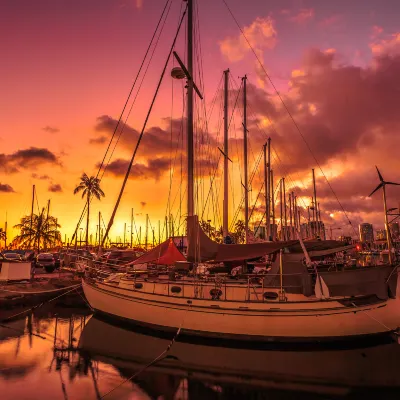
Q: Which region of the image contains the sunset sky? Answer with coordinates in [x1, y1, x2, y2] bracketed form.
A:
[1, 0, 400, 244]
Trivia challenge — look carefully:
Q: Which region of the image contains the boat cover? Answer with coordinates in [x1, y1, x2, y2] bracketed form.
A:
[129, 238, 186, 266]
[319, 265, 397, 300]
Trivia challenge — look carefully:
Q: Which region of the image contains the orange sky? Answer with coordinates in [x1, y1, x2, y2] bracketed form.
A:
[2, 0, 400, 244]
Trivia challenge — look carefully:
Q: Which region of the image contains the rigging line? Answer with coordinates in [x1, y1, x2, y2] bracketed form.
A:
[230, 148, 263, 229]
[101, 0, 174, 184]
[200, 77, 242, 220]
[163, 77, 186, 236]
[167, 55, 175, 222]
[221, 0, 355, 235]
[101, 6, 188, 246]
[229, 73, 312, 213]
[227, 101, 311, 224]
[71, 0, 172, 242]
[97, 0, 172, 179]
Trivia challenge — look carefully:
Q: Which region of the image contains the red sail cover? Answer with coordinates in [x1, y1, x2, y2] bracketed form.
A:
[130, 238, 186, 265]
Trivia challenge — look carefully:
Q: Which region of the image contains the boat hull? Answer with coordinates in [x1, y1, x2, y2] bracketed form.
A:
[82, 279, 400, 342]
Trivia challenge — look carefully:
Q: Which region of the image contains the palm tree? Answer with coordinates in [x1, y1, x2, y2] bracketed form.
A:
[13, 208, 61, 251]
[0, 228, 6, 248]
[74, 173, 105, 247]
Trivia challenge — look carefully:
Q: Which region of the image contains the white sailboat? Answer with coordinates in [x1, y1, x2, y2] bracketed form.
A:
[82, 0, 400, 343]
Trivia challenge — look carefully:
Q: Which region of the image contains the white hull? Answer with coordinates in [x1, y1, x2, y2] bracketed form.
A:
[82, 278, 400, 340]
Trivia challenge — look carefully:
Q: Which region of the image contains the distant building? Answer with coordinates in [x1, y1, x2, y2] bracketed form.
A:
[359, 223, 374, 242]
[254, 224, 278, 240]
[338, 235, 352, 243]
[376, 229, 387, 241]
[307, 221, 326, 240]
[254, 225, 266, 239]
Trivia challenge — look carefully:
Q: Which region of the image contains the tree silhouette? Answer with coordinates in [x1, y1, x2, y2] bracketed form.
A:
[13, 209, 61, 250]
[74, 173, 105, 247]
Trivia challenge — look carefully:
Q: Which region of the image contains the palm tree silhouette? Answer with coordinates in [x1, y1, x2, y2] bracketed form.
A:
[13, 209, 61, 250]
[74, 173, 105, 247]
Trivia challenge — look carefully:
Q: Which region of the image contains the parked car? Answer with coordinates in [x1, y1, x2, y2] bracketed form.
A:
[52, 252, 61, 268]
[4, 252, 22, 262]
[36, 253, 56, 273]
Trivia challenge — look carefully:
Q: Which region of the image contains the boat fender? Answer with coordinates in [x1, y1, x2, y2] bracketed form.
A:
[134, 283, 143, 289]
[263, 291, 278, 300]
[171, 286, 182, 293]
[210, 288, 223, 300]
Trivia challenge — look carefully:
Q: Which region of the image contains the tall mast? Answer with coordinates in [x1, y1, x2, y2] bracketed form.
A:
[4, 214, 7, 249]
[266, 138, 271, 239]
[289, 193, 293, 239]
[222, 69, 230, 238]
[98, 211, 101, 250]
[263, 143, 268, 239]
[283, 177, 287, 240]
[145, 214, 149, 250]
[30, 184, 35, 235]
[242, 75, 249, 243]
[271, 169, 275, 240]
[279, 179, 283, 240]
[312, 168, 319, 237]
[130, 208, 133, 248]
[187, 0, 194, 218]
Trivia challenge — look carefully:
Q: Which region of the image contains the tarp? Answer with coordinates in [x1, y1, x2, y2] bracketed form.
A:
[187, 216, 219, 262]
[287, 240, 352, 253]
[319, 266, 397, 300]
[129, 238, 186, 266]
[308, 244, 355, 258]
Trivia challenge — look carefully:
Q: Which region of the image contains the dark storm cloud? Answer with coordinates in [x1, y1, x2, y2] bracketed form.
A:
[0, 147, 60, 173]
[233, 48, 400, 182]
[102, 158, 170, 181]
[48, 183, 62, 193]
[98, 155, 219, 182]
[42, 126, 59, 134]
[91, 115, 217, 157]
[31, 173, 51, 180]
[89, 136, 108, 145]
[0, 183, 15, 193]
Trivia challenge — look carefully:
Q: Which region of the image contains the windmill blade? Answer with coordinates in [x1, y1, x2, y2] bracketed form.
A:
[385, 182, 400, 186]
[375, 166, 384, 182]
[368, 183, 383, 197]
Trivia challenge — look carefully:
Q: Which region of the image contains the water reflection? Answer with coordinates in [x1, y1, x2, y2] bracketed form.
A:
[1, 307, 400, 399]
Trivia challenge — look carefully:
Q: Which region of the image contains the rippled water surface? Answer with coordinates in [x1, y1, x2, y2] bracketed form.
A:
[1, 306, 400, 399]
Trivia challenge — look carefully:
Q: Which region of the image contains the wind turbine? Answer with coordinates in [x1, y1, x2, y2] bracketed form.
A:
[368, 166, 400, 264]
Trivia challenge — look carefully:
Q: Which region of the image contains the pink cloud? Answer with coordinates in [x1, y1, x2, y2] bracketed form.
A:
[318, 15, 343, 28]
[370, 32, 400, 57]
[219, 16, 277, 62]
[371, 25, 384, 38]
[289, 9, 315, 24]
